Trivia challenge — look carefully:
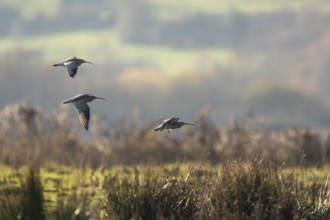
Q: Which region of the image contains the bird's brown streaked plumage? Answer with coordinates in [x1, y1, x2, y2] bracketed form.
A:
[61, 94, 106, 130]
[78, 112, 89, 130]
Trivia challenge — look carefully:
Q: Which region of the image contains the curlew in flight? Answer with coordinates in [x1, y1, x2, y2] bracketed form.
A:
[53, 57, 93, 78]
[153, 117, 195, 132]
[61, 94, 106, 130]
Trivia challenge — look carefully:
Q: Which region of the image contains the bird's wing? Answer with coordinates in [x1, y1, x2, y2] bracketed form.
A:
[70, 94, 86, 102]
[157, 117, 176, 131]
[162, 117, 176, 125]
[55, 57, 76, 64]
[73, 100, 90, 130]
[153, 123, 163, 132]
[61, 94, 86, 104]
[65, 61, 78, 78]
[164, 117, 180, 127]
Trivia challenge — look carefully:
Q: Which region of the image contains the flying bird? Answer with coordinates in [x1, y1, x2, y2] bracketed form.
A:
[53, 57, 93, 78]
[153, 117, 179, 132]
[61, 94, 106, 130]
[154, 117, 195, 132]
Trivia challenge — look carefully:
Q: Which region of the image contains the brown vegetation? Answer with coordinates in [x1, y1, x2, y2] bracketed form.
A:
[0, 101, 329, 168]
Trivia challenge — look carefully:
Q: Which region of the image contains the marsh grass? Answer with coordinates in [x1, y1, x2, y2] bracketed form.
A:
[48, 187, 94, 220]
[0, 163, 330, 219]
[208, 161, 330, 219]
[0, 185, 21, 220]
[101, 162, 330, 220]
[0, 167, 45, 220]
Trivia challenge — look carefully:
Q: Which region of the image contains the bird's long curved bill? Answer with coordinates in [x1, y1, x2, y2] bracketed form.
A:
[184, 123, 195, 126]
[96, 97, 106, 101]
[84, 61, 94, 65]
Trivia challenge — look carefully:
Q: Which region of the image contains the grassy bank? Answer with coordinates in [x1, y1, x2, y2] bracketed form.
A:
[1, 162, 330, 219]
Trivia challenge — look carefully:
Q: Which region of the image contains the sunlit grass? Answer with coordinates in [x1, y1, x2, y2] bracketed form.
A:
[2, 162, 330, 219]
[1, 163, 330, 194]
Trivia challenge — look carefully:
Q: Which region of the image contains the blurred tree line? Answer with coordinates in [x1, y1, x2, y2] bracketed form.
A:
[1, 0, 329, 50]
